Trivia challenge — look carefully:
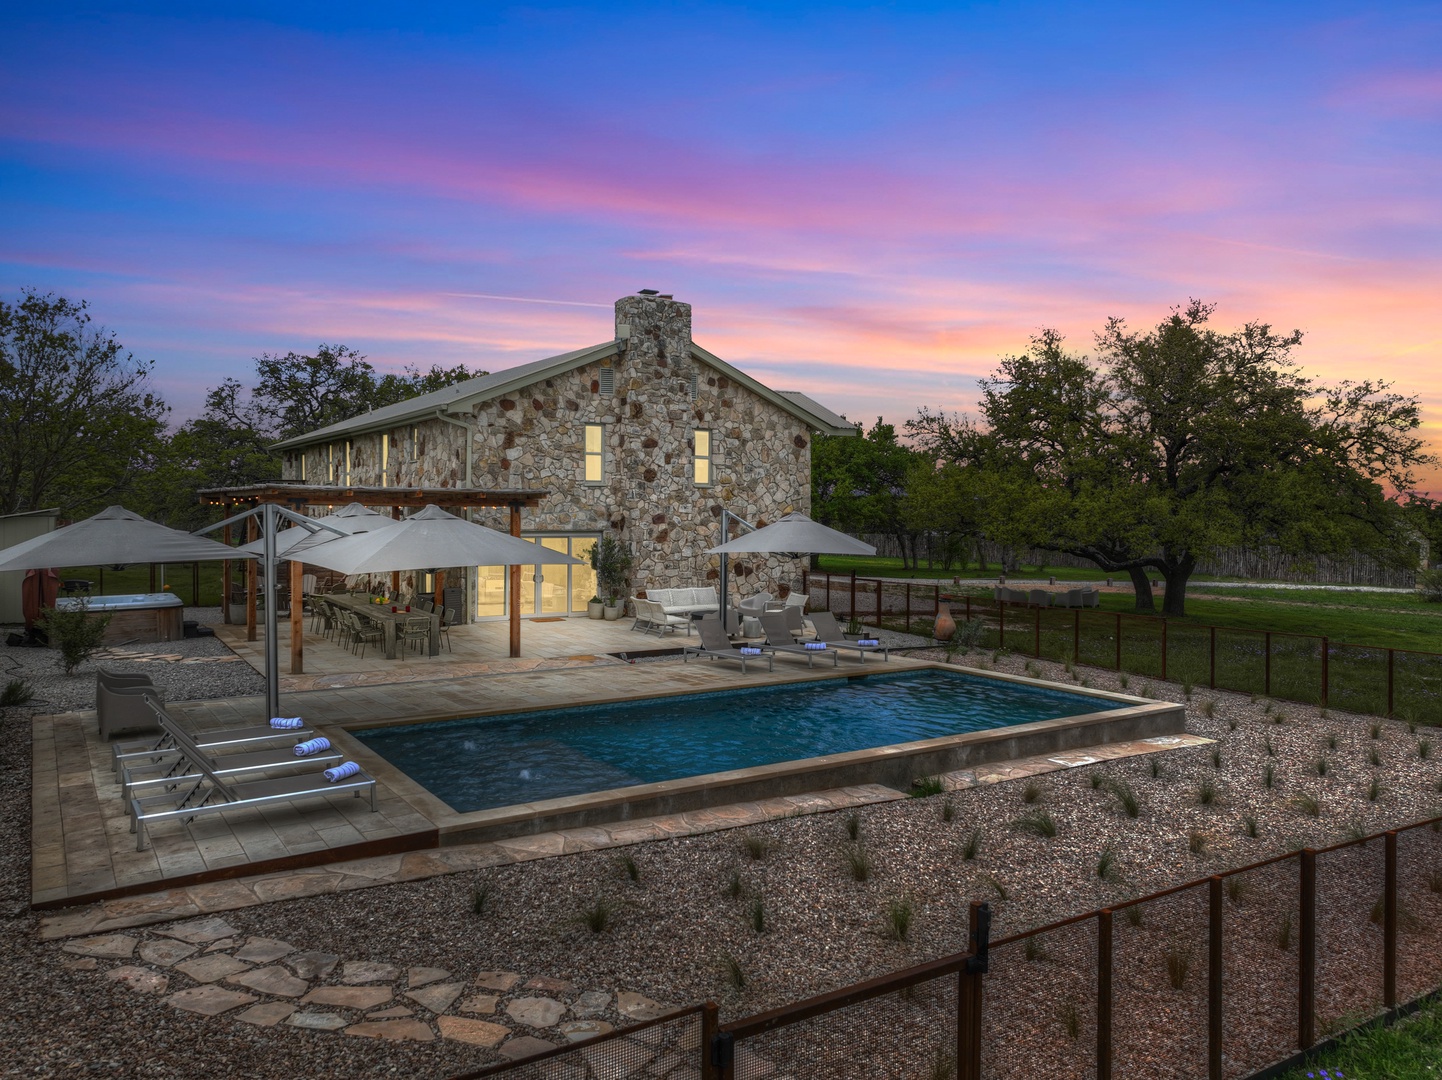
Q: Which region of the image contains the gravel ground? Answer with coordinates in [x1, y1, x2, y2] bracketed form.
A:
[0, 606, 266, 713]
[5, 645, 1442, 1076]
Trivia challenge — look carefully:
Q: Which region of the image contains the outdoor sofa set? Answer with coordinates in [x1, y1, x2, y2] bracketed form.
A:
[95, 668, 377, 851]
[994, 585, 1101, 608]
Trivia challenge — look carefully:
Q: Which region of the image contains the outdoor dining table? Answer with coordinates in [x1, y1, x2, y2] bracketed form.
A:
[327, 594, 441, 660]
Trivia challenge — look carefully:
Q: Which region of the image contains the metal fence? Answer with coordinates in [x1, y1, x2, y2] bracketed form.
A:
[457, 816, 1442, 1080]
[801, 572, 1442, 719]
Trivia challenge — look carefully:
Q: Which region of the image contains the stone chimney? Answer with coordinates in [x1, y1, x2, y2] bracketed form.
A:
[615, 291, 692, 370]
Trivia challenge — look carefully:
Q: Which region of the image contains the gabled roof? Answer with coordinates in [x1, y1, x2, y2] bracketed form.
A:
[272, 336, 858, 450]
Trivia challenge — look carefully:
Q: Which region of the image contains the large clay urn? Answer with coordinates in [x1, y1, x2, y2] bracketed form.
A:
[933, 601, 956, 643]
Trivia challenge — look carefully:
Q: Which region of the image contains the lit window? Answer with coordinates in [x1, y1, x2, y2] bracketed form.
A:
[326, 445, 335, 484]
[380, 433, 389, 488]
[694, 429, 711, 486]
[342, 440, 352, 485]
[409, 425, 420, 461]
[584, 424, 604, 483]
[299, 451, 306, 483]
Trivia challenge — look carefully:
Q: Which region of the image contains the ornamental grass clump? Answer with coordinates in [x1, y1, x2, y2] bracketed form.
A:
[1021, 779, 1043, 804]
[1097, 845, 1120, 883]
[1243, 815, 1259, 838]
[1124, 903, 1144, 928]
[1024, 934, 1050, 962]
[960, 828, 982, 861]
[720, 953, 745, 990]
[910, 775, 946, 798]
[941, 799, 956, 823]
[1187, 830, 1209, 856]
[1293, 792, 1322, 817]
[1164, 942, 1192, 990]
[741, 834, 773, 860]
[1102, 778, 1142, 818]
[470, 882, 493, 916]
[1225, 877, 1250, 904]
[1013, 811, 1058, 838]
[748, 896, 767, 934]
[616, 853, 641, 883]
[1195, 777, 1220, 806]
[1368, 776, 1383, 802]
[578, 897, 616, 934]
[1263, 763, 1276, 789]
[842, 842, 875, 882]
[884, 896, 915, 942]
[1276, 911, 1293, 951]
[844, 812, 861, 841]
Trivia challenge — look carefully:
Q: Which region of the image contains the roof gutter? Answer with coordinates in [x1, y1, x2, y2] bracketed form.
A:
[433, 408, 473, 489]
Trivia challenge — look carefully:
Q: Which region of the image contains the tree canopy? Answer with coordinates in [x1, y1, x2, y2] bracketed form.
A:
[910, 302, 1434, 614]
[0, 291, 168, 516]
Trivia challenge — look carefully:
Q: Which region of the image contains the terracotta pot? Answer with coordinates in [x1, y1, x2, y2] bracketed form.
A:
[933, 602, 957, 643]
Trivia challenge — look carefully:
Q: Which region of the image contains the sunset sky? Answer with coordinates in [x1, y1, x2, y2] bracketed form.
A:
[3, 3, 1439, 492]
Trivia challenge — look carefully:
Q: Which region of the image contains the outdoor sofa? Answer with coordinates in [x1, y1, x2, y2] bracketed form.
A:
[631, 597, 693, 636]
[641, 587, 721, 617]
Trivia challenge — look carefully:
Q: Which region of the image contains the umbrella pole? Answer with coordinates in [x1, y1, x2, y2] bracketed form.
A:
[263, 503, 281, 720]
[719, 509, 731, 633]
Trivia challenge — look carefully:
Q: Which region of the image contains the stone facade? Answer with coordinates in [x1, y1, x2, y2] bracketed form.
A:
[280, 294, 847, 614]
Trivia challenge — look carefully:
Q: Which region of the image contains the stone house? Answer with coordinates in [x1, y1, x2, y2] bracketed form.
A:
[272, 292, 855, 622]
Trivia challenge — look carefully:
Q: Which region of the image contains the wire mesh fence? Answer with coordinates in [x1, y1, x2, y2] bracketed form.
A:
[981, 924, 1097, 1078]
[455, 1006, 707, 1080]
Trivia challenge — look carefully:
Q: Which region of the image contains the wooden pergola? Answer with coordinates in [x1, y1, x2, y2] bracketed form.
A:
[199, 484, 550, 671]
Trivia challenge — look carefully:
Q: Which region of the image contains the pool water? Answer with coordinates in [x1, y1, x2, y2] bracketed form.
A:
[355, 670, 1124, 813]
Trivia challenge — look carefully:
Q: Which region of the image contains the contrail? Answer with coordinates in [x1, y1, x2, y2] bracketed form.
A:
[442, 292, 611, 309]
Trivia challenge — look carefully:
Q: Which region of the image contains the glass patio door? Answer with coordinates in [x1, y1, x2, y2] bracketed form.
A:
[474, 535, 599, 620]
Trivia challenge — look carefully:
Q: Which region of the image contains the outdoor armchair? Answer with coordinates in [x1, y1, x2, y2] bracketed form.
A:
[97, 679, 166, 740]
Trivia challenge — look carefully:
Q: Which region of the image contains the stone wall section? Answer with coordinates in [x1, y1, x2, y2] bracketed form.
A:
[280, 294, 815, 606]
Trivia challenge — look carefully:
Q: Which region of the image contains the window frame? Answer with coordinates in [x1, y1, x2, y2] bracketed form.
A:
[583, 423, 605, 484]
[693, 428, 712, 486]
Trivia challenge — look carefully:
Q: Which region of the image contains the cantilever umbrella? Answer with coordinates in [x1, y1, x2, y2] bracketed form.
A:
[0, 505, 241, 571]
[236, 501, 397, 559]
[706, 511, 876, 556]
[300, 504, 579, 575]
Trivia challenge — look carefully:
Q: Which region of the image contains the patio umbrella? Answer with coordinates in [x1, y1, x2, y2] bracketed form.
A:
[301, 504, 580, 575]
[706, 512, 876, 556]
[0, 505, 242, 572]
[236, 501, 397, 558]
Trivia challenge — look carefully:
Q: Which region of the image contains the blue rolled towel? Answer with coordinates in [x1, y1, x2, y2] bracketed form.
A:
[739, 647, 762, 656]
[270, 716, 305, 730]
[294, 737, 332, 757]
[857, 639, 880, 646]
[324, 761, 361, 783]
[804, 642, 827, 650]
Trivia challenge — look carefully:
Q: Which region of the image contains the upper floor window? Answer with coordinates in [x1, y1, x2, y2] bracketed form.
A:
[298, 451, 307, 483]
[341, 440, 352, 485]
[584, 424, 604, 483]
[380, 433, 390, 488]
[693, 429, 712, 486]
[325, 444, 335, 484]
[409, 425, 420, 462]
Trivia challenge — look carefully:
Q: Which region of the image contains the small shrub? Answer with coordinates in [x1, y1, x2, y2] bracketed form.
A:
[1059, 1001, 1081, 1039]
[1118, 672, 1130, 690]
[1182, 679, 1194, 701]
[720, 953, 745, 990]
[1013, 811, 1058, 838]
[1, 678, 35, 712]
[844, 812, 861, 841]
[1089, 771, 1106, 790]
[1187, 830, 1209, 856]
[1139, 681, 1152, 698]
[910, 775, 946, 798]
[1368, 776, 1383, 802]
[1225, 877, 1250, 904]
[1202, 698, 1216, 719]
[616, 853, 641, 883]
[960, 828, 982, 861]
[1370, 721, 1383, 740]
[1293, 792, 1322, 817]
[1024, 660, 1041, 678]
[1021, 779, 1043, 804]
[1420, 740, 1432, 761]
[1164, 942, 1192, 990]
[1123, 903, 1143, 928]
[1149, 758, 1163, 779]
[1264, 736, 1276, 757]
[1210, 746, 1222, 770]
[470, 882, 492, 915]
[1024, 934, 1050, 962]
[1097, 845, 1120, 883]
[1276, 911, 1293, 951]
[1195, 777, 1219, 806]
[1326, 733, 1338, 751]
[941, 799, 956, 823]
[1243, 815, 1259, 838]
[37, 605, 112, 676]
[1272, 711, 1286, 726]
[741, 834, 773, 860]
[1370, 746, 1382, 767]
[748, 896, 767, 933]
[843, 842, 874, 882]
[1312, 757, 1329, 778]
[884, 896, 915, 941]
[1263, 763, 1275, 789]
[1104, 778, 1141, 818]
[578, 897, 615, 933]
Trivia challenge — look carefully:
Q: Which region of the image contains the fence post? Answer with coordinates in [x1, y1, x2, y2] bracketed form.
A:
[1097, 910, 1113, 1080]
[905, 582, 911, 632]
[958, 900, 989, 1080]
[1387, 649, 1395, 716]
[1208, 876, 1224, 1080]
[849, 571, 857, 620]
[1115, 612, 1122, 670]
[1321, 637, 1329, 708]
[701, 1002, 721, 1080]
[1074, 609, 1081, 664]
[1210, 626, 1217, 689]
[1161, 618, 1168, 683]
[998, 602, 1005, 651]
[1385, 830, 1398, 1009]
[1034, 605, 1041, 658]
[1265, 632, 1272, 697]
[1299, 848, 1317, 1051]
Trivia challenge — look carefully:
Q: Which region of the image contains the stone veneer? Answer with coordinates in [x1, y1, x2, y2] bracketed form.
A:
[281, 294, 818, 607]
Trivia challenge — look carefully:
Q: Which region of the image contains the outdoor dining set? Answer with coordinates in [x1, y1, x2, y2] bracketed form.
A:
[307, 591, 456, 660]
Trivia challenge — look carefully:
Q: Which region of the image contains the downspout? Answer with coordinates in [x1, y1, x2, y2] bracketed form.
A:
[433, 408, 474, 489]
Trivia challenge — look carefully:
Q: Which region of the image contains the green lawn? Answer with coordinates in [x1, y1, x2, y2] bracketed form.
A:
[1278, 995, 1442, 1079]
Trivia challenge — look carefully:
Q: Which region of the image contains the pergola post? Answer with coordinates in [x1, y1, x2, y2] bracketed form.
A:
[391, 505, 401, 599]
[246, 512, 258, 642]
[221, 505, 233, 624]
[289, 556, 304, 674]
[509, 501, 522, 658]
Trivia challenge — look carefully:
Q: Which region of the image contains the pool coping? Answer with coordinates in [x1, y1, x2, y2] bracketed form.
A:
[324, 660, 1187, 847]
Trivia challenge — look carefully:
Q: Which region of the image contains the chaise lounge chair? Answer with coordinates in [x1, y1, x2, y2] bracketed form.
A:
[120, 714, 343, 798]
[807, 611, 891, 662]
[759, 612, 840, 668]
[111, 716, 316, 773]
[129, 702, 375, 852]
[682, 613, 773, 672]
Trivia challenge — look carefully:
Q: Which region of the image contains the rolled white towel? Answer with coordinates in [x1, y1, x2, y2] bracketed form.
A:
[804, 642, 827, 650]
[324, 761, 362, 783]
[857, 639, 880, 646]
[294, 737, 332, 757]
[739, 647, 763, 656]
[270, 716, 305, 730]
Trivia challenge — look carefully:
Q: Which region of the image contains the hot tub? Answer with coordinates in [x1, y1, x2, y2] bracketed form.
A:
[54, 592, 184, 643]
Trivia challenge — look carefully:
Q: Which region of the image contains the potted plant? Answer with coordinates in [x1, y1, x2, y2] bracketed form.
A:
[589, 534, 633, 621]
[587, 595, 605, 620]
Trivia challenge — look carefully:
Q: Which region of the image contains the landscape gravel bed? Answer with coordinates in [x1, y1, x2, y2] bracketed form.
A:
[5, 646, 1442, 1076]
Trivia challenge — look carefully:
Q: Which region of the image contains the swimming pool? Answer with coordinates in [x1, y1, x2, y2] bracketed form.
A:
[355, 669, 1129, 813]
